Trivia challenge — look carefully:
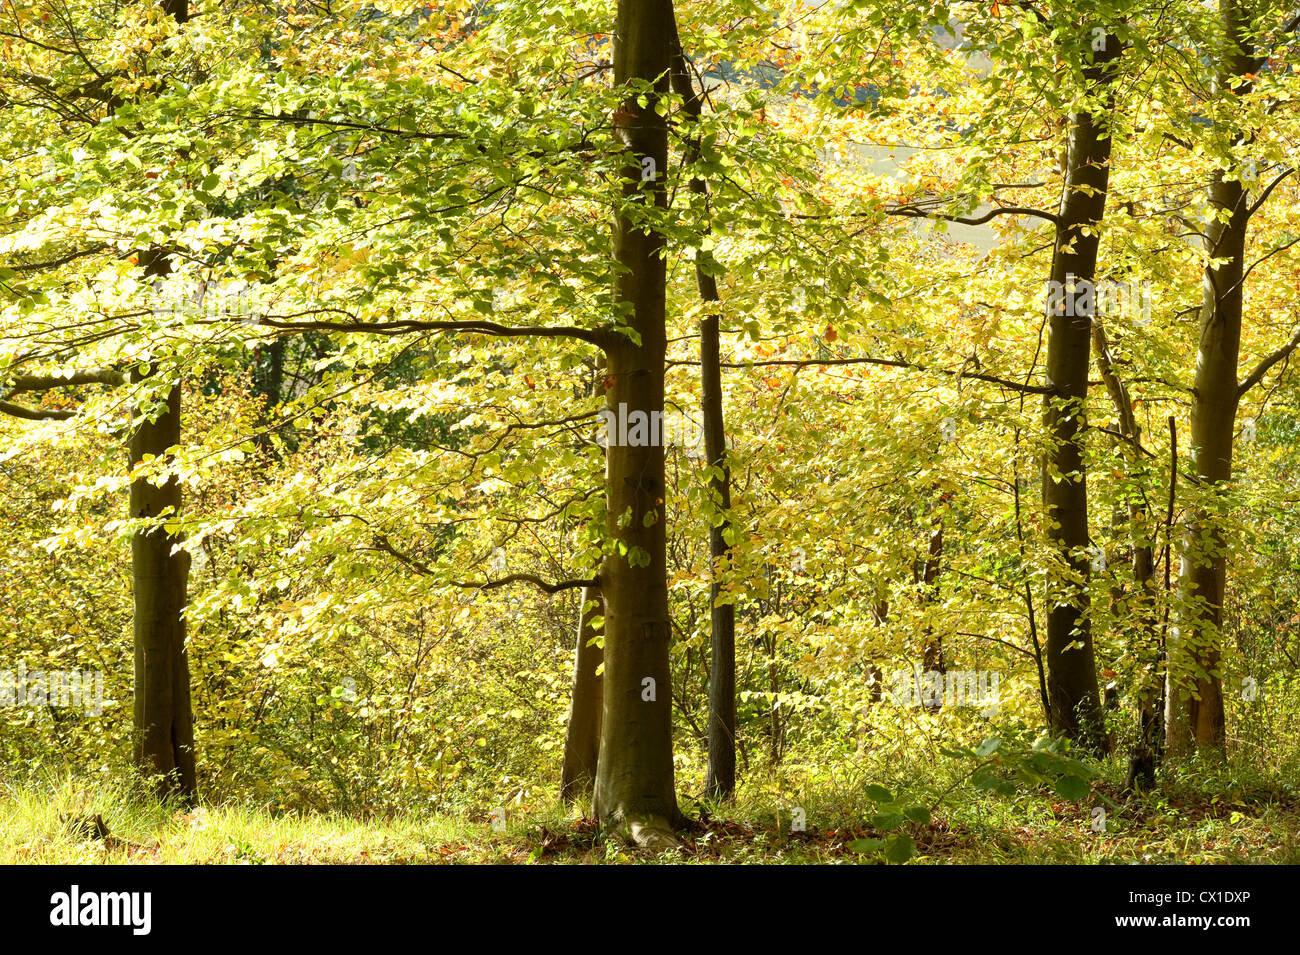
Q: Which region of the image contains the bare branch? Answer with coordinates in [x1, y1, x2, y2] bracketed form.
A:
[672, 354, 1054, 395]
[886, 201, 1059, 227]
[372, 534, 595, 594]
[2, 243, 108, 272]
[448, 573, 597, 595]
[256, 314, 608, 347]
[1239, 324, 1300, 397]
[0, 400, 76, 420]
[1245, 167, 1293, 219]
[5, 368, 126, 394]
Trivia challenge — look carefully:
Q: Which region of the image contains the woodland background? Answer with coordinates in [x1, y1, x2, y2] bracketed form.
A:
[1, 0, 1299, 863]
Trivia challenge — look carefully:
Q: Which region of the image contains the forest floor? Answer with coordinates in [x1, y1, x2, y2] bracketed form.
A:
[3, 760, 1298, 864]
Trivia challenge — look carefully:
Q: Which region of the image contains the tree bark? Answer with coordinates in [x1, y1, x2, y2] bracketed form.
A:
[921, 504, 945, 686]
[560, 586, 604, 803]
[1094, 321, 1162, 788]
[129, 255, 196, 803]
[1167, 0, 1255, 755]
[1041, 31, 1119, 752]
[253, 338, 285, 456]
[700, 301, 737, 798]
[592, 0, 681, 846]
[666, 18, 738, 802]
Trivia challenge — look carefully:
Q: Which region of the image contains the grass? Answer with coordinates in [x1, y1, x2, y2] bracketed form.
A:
[4, 755, 1298, 864]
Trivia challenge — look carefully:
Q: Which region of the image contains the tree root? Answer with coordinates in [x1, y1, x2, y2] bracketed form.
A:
[628, 818, 681, 850]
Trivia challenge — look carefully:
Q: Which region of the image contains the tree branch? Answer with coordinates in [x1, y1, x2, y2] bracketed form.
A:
[1245, 167, 1293, 219]
[672, 354, 1054, 395]
[256, 313, 608, 347]
[886, 201, 1058, 227]
[2, 243, 108, 273]
[5, 368, 126, 394]
[372, 534, 596, 594]
[448, 573, 598, 594]
[1239, 324, 1300, 397]
[0, 400, 76, 420]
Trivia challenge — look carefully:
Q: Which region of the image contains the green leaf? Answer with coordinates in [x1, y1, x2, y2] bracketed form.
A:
[1054, 775, 1091, 801]
[903, 805, 931, 825]
[884, 833, 916, 863]
[847, 838, 883, 853]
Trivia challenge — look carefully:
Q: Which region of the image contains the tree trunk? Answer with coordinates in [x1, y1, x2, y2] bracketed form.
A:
[253, 338, 285, 456]
[561, 587, 604, 803]
[921, 505, 945, 687]
[1093, 321, 1162, 789]
[1126, 524, 1161, 787]
[1167, 3, 1254, 755]
[122, 0, 196, 810]
[129, 342, 196, 802]
[700, 302, 737, 799]
[666, 21, 738, 801]
[767, 634, 782, 763]
[592, 0, 680, 845]
[1041, 31, 1119, 752]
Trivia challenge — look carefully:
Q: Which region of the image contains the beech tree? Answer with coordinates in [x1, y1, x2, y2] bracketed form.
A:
[1166, 0, 1300, 754]
[6, 0, 1300, 858]
[588, 0, 680, 844]
[560, 586, 603, 802]
[0, 0, 198, 801]
[1039, 23, 1121, 752]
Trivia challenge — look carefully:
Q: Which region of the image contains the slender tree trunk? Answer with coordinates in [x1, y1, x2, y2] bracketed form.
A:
[129, 255, 196, 803]
[1167, 9, 1254, 755]
[130, 381, 196, 802]
[1165, 0, 1263, 755]
[253, 338, 285, 456]
[921, 504, 945, 689]
[867, 599, 888, 703]
[561, 587, 604, 803]
[700, 302, 736, 797]
[1041, 31, 1119, 752]
[767, 634, 782, 763]
[1094, 321, 1161, 788]
[666, 22, 738, 800]
[1126, 518, 1161, 788]
[592, 0, 680, 845]
[1013, 440, 1052, 724]
[120, 0, 196, 810]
